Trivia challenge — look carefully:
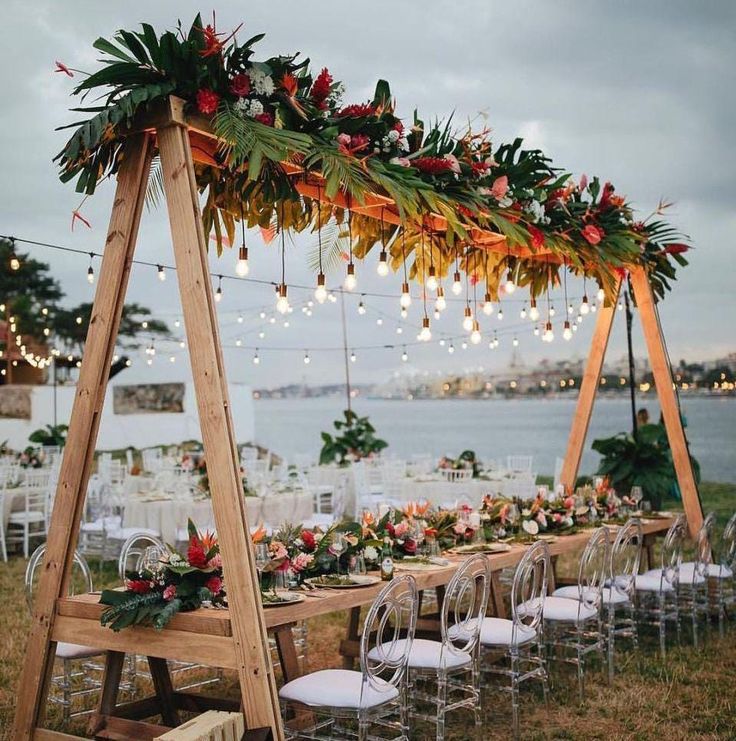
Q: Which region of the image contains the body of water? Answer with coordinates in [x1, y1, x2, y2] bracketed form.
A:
[254, 396, 736, 482]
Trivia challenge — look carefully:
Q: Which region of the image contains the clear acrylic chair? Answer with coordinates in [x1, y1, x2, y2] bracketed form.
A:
[555, 519, 642, 681]
[675, 512, 715, 647]
[399, 554, 490, 741]
[540, 527, 609, 702]
[711, 512, 736, 635]
[634, 514, 686, 657]
[280, 574, 418, 740]
[26, 545, 103, 721]
[479, 540, 550, 739]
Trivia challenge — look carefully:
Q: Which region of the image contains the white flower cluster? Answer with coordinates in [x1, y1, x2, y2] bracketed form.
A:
[249, 68, 275, 96]
[497, 195, 514, 208]
[168, 552, 183, 566]
[234, 97, 265, 118]
[526, 199, 550, 225]
[363, 545, 379, 562]
[376, 129, 409, 154]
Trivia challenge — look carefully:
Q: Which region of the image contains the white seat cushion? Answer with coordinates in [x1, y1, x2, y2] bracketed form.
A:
[553, 585, 630, 605]
[634, 573, 675, 592]
[523, 596, 597, 623]
[645, 565, 705, 586]
[279, 669, 398, 709]
[705, 563, 734, 579]
[8, 512, 45, 524]
[56, 642, 103, 660]
[477, 617, 537, 647]
[369, 638, 471, 671]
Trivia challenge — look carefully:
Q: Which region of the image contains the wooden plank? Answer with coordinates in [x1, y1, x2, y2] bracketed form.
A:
[51, 616, 237, 670]
[33, 730, 84, 741]
[560, 278, 622, 491]
[89, 650, 126, 736]
[629, 267, 703, 537]
[90, 715, 171, 740]
[13, 133, 154, 741]
[171, 692, 240, 714]
[156, 119, 283, 738]
[57, 594, 233, 636]
[273, 625, 301, 684]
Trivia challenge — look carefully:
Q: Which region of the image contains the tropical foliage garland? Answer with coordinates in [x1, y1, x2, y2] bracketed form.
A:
[55, 13, 690, 299]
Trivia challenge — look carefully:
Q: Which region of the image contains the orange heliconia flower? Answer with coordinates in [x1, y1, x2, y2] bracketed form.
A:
[251, 524, 267, 543]
[279, 72, 299, 97]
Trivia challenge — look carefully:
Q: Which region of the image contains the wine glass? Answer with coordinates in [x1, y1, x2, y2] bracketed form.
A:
[349, 552, 366, 576]
[411, 520, 426, 555]
[254, 543, 269, 592]
[138, 545, 164, 574]
[630, 486, 643, 510]
[332, 533, 346, 576]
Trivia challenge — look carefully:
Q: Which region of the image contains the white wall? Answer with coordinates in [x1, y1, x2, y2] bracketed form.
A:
[0, 381, 255, 450]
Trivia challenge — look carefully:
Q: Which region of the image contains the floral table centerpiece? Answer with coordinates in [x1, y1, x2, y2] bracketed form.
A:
[99, 520, 224, 631]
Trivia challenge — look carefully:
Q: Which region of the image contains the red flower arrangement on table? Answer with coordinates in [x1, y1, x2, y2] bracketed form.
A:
[99, 520, 225, 631]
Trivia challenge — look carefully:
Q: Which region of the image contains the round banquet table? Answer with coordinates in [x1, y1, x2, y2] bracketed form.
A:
[122, 489, 314, 542]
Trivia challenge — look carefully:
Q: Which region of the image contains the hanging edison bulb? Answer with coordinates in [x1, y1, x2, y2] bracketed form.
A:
[235, 245, 249, 277]
[426, 265, 438, 292]
[568, 303, 574, 315]
[350, 351, 357, 363]
[451, 270, 463, 295]
[597, 287, 605, 302]
[512, 336, 519, 347]
[580, 295, 590, 315]
[549, 304, 556, 317]
[520, 305, 527, 319]
[357, 300, 366, 315]
[400, 282, 412, 309]
[9, 242, 20, 271]
[344, 262, 357, 291]
[419, 316, 432, 342]
[157, 264, 167, 282]
[462, 306, 474, 332]
[470, 320, 482, 345]
[253, 350, 260, 365]
[482, 292, 494, 316]
[497, 306, 504, 321]
[314, 273, 327, 304]
[448, 343, 455, 354]
[276, 284, 290, 314]
[504, 269, 516, 294]
[542, 321, 554, 343]
[563, 320, 573, 340]
[401, 348, 408, 362]
[87, 265, 95, 284]
[303, 351, 311, 365]
[375, 249, 389, 277]
[529, 298, 540, 321]
[435, 286, 446, 312]
[590, 302, 597, 313]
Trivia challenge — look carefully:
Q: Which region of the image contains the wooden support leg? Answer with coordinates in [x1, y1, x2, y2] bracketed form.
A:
[148, 657, 180, 727]
[156, 105, 283, 739]
[12, 134, 154, 741]
[342, 607, 362, 669]
[273, 625, 301, 683]
[560, 279, 622, 492]
[629, 267, 703, 537]
[88, 651, 126, 736]
[490, 571, 507, 618]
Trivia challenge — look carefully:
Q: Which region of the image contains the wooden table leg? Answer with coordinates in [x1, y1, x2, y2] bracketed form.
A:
[148, 656, 180, 727]
[490, 571, 507, 618]
[342, 607, 361, 670]
[643, 534, 656, 572]
[88, 650, 126, 736]
[549, 555, 559, 592]
[273, 625, 302, 683]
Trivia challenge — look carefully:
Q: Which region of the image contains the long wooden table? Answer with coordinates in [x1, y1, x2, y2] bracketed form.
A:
[46, 517, 673, 739]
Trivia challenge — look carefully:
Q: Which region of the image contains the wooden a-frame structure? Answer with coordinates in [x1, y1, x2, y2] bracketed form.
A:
[12, 97, 701, 740]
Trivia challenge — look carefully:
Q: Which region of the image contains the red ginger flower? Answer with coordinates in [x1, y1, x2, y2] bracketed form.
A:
[301, 530, 316, 551]
[311, 68, 333, 109]
[581, 223, 605, 245]
[255, 111, 274, 126]
[126, 579, 152, 594]
[230, 73, 251, 97]
[337, 103, 376, 118]
[412, 157, 455, 175]
[205, 576, 223, 595]
[187, 538, 208, 568]
[662, 243, 689, 255]
[196, 89, 220, 115]
[528, 225, 545, 250]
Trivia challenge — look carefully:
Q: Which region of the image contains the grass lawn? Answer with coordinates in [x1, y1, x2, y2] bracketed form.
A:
[1, 482, 734, 739]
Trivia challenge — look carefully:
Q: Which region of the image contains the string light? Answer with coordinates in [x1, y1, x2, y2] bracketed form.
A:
[497, 305, 504, 321]
[597, 287, 605, 302]
[451, 248, 462, 295]
[400, 308, 408, 319]
[157, 264, 166, 282]
[482, 292, 493, 316]
[520, 305, 527, 319]
[86, 253, 95, 284]
[235, 204, 250, 276]
[9, 239, 20, 271]
[401, 347, 408, 362]
[512, 336, 519, 347]
[350, 350, 357, 363]
[448, 343, 455, 354]
[529, 298, 540, 321]
[590, 301, 597, 313]
[549, 304, 556, 317]
[376, 317, 383, 326]
[357, 299, 366, 315]
[424, 223, 438, 291]
[504, 245, 516, 293]
[400, 283, 412, 309]
[542, 321, 554, 342]
[215, 275, 223, 303]
[253, 350, 260, 364]
[563, 320, 573, 340]
[377, 207, 389, 276]
[419, 316, 432, 342]
[276, 284, 289, 314]
[303, 351, 311, 365]
[580, 277, 590, 314]
[462, 306, 474, 332]
[533, 325, 540, 336]
[617, 300, 624, 311]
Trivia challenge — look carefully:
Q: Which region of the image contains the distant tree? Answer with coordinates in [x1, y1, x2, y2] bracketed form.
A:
[53, 302, 170, 356]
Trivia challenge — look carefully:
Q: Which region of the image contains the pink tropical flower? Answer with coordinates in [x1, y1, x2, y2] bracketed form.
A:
[490, 175, 509, 200]
[291, 552, 314, 573]
[163, 584, 177, 601]
[443, 153, 461, 174]
[336, 133, 352, 147]
[393, 521, 410, 539]
[207, 553, 222, 569]
[581, 224, 605, 245]
[579, 173, 588, 191]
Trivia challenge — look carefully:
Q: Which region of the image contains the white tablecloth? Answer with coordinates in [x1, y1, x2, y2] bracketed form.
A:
[123, 489, 313, 542]
[397, 474, 537, 507]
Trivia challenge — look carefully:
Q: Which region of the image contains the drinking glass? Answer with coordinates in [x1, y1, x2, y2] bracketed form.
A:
[630, 486, 643, 510]
[138, 545, 164, 574]
[349, 553, 366, 576]
[411, 520, 426, 555]
[332, 532, 346, 575]
[254, 543, 269, 591]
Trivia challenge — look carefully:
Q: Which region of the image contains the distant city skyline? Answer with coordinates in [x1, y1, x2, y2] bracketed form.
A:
[2, 1, 734, 387]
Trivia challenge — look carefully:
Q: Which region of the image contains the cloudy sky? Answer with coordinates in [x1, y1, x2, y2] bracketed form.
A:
[2, 1, 734, 389]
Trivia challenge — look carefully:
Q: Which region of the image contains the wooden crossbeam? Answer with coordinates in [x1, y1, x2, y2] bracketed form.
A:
[560, 278, 622, 490]
[12, 133, 154, 741]
[629, 266, 703, 536]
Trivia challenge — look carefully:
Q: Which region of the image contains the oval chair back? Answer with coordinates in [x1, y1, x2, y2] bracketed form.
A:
[25, 544, 93, 612]
[360, 574, 418, 699]
[576, 527, 610, 617]
[118, 532, 166, 580]
[610, 518, 643, 600]
[659, 514, 687, 591]
[691, 512, 717, 585]
[441, 554, 491, 656]
[722, 512, 736, 573]
[512, 540, 550, 641]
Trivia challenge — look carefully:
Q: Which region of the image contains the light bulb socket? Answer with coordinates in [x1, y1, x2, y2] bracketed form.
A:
[453, 270, 461, 283]
[428, 265, 436, 279]
[278, 283, 288, 298]
[401, 282, 410, 296]
[379, 249, 388, 263]
[347, 262, 355, 276]
[317, 273, 325, 288]
[472, 319, 480, 332]
[464, 306, 472, 318]
[238, 245, 248, 261]
[422, 316, 430, 329]
[436, 286, 445, 299]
